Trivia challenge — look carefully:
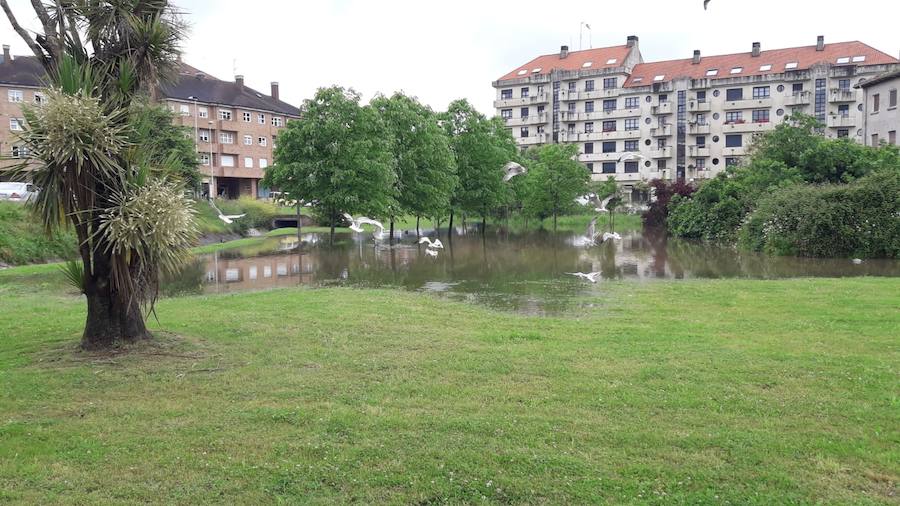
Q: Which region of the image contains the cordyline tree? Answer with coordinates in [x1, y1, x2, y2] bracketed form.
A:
[440, 99, 516, 234]
[263, 86, 396, 243]
[371, 92, 457, 237]
[1, 0, 196, 349]
[520, 144, 590, 230]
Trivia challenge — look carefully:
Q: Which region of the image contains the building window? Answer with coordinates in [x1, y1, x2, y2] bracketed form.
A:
[603, 77, 617, 89]
[501, 109, 512, 119]
[537, 105, 545, 114]
[567, 123, 576, 134]
[219, 132, 234, 144]
[815, 79, 826, 122]
[838, 104, 849, 117]
[242, 112, 251, 122]
[537, 85, 544, 95]
[602, 141, 616, 153]
[584, 122, 594, 133]
[221, 154, 235, 167]
[871, 133, 879, 146]
[586, 162, 594, 173]
[257, 113, 265, 124]
[603, 120, 617, 132]
[725, 134, 743, 147]
[272, 117, 283, 127]
[657, 138, 667, 149]
[696, 158, 706, 169]
[243, 135, 252, 145]
[725, 88, 744, 101]
[624, 118, 638, 131]
[725, 157, 739, 167]
[259, 159, 269, 169]
[568, 82, 576, 92]
[696, 90, 707, 103]
[792, 83, 804, 94]
[752, 109, 770, 123]
[873, 93, 880, 112]
[520, 107, 529, 117]
[198, 106, 208, 118]
[696, 113, 707, 125]
[568, 102, 576, 113]
[624, 140, 638, 152]
[584, 142, 594, 154]
[837, 129, 849, 138]
[179, 104, 190, 115]
[696, 135, 706, 147]
[258, 137, 267, 147]
[244, 157, 253, 168]
[624, 161, 639, 173]
[501, 89, 512, 99]
[603, 99, 616, 112]
[10, 145, 27, 158]
[9, 118, 23, 131]
[659, 94, 668, 103]
[889, 130, 897, 145]
[585, 101, 595, 113]
[889, 89, 898, 108]
[752, 86, 770, 99]
[837, 79, 851, 91]
[7, 89, 23, 102]
[219, 109, 233, 121]
[199, 129, 210, 142]
[625, 97, 639, 109]
[520, 127, 529, 138]
[585, 80, 595, 92]
[199, 153, 210, 165]
[537, 125, 545, 134]
[601, 162, 616, 174]
[657, 159, 667, 170]
[520, 87, 529, 98]
[725, 111, 743, 124]
[33, 92, 45, 104]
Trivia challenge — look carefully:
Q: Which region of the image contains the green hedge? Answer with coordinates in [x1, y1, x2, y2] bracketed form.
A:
[740, 169, 900, 258]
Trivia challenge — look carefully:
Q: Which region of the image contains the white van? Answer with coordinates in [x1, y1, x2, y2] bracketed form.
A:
[0, 182, 38, 203]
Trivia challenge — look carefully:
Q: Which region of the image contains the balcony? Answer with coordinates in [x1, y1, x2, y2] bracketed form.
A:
[651, 101, 673, 115]
[722, 120, 774, 133]
[505, 113, 548, 127]
[828, 89, 856, 103]
[723, 97, 773, 110]
[560, 129, 641, 142]
[493, 93, 549, 108]
[515, 133, 549, 146]
[688, 100, 711, 113]
[784, 91, 811, 106]
[580, 152, 622, 162]
[826, 114, 856, 128]
[650, 147, 672, 158]
[650, 125, 673, 137]
[689, 123, 711, 135]
[722, 146, 746, 156]
[688, 145, 710, 157]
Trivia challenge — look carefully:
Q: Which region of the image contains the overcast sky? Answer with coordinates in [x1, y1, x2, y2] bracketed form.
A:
[1, 0, 898, 114]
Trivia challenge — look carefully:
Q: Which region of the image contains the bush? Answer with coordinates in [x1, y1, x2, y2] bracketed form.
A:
[642, 179, 695, 228]
[740, 169, 900, 258]
[0, 202, 77, 265]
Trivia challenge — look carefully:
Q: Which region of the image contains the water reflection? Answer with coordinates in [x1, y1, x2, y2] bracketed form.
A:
[170, 229, 900, 314]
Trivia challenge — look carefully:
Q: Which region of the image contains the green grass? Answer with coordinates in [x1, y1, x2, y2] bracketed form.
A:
[0, 265, 898, 504]
[0, 202, 77, 265]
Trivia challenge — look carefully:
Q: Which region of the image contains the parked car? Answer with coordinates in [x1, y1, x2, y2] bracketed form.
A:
[0, 182, 38, 203]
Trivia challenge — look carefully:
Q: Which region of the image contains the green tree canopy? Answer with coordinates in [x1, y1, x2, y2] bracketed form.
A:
[128, 100, 201, 191]
[371, 92, 457, 229]
[264, 86, 397, 240]
[521, 144, 590, 228]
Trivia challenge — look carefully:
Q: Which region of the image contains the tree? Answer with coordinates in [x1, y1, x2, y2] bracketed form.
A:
[441, 99, 516, 233]
[1, 0, 194, 349]
[263, 86, 396, 243]
[128, 100, 201, 191]
[521, 144, 590, 229]
[371, 92, 457, 237]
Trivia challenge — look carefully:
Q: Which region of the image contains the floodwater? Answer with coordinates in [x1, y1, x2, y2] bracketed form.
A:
[164, 228, 900, 314]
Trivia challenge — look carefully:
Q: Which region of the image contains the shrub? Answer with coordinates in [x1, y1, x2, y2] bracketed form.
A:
[642, 179, 695, 228]
[740, 169, 900, 258]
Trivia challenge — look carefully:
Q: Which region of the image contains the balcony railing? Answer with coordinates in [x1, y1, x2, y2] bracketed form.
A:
[688, 145, 711, 157]
[651, 102, 673, 115]
[785, 91, 811, 106]
[722, 120, 774, 133]
[650, 125, 673, 137]
[723, 97, 773, 110]
[493, 93, 550, 108]
[650, 147, 672, 159]
[688, 100, 711, 113]
[826, 114, 856, 128]
[828, 89, 856, 103]
[504, 112, 549, 126]
[688, 123, 711, 135]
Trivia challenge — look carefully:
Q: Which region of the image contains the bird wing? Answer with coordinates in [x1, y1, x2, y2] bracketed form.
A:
[586, 216, 598, 238]
[502, 162, 526, 182]
[704, 0, 710, 9]
[222, 214, 246, 220]
[418, 237, 433, 246]
[432, 239, 444, 249]
[357, 217, 384, 230]
[342, 213, 355, 223]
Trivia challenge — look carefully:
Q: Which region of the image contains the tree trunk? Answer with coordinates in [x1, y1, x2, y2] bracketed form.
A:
[481, 215, 486, 236]
[416, 216, 420, 238]
[80, 255, 150, 350]
[330, 210, 336, 245]
[389, 219, 395, 245]
[296, 205, 302, 243]
[448, 209, 454, 238]
[553, 212, 558, 232]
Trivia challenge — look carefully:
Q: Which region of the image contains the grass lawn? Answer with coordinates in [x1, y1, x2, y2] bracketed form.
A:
[0, 267, 897, 504]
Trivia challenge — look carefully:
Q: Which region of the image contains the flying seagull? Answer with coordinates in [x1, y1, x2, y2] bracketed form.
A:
[601, 232, 622, 242]
[573, 216, 600, 247]
[502, 161, 527, 182]
[704, 0, 710, 9]
[587, 194, 615, 213]
[424, 248, 439, 258]
[209, 200, 245, 224]
[567, 272, 601, 283]
[343, 214, 384, 234]
[419, 237, 444, 249]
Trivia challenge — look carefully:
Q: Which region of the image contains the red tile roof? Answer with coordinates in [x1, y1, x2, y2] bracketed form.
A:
[624, 41, 898, 87]
[498, 45, 632, 81]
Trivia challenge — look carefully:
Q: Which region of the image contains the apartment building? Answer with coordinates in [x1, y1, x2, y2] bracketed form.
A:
[857, 69, 899, 147]
[493, 36, 900, 201]
[0, 45, 301, 199]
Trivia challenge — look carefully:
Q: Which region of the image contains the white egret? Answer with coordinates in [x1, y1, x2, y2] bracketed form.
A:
[567, 272, 601, 283]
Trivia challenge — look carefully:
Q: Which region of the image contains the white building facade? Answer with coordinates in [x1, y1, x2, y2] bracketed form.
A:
[493, 36, 900, 201]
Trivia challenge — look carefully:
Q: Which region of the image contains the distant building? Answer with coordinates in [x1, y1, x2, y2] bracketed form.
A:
[0, 44, 301, 199]
[493, 36, 899, 202]
[856, 69, 900, 147]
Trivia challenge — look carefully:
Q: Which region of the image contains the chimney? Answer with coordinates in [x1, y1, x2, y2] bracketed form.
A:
[560, 45, 569, 59]
[235, 75, 244, 90]
[2, 45, 9, 63]
[816, 35, 825, 51]
[692, 50, 701, 65]
[752, 42, 761, 57]
[627, 35, 639, 48]
[271, 82, 280, 100]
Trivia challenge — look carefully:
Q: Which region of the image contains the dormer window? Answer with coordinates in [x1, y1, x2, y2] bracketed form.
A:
[653, 75, 665, 82]
[606, 58, 617, 65]
[785, 62, 798, 70]
[706, 69, 719, 77]
[730, 67, 743, 74]
[852, 56, 866, 63]
[759, 64, 772, 72]
[836, 57, 851, 64]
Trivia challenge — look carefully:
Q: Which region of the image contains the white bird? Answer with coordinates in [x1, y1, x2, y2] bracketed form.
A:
[567, 272, 601, 283]
[209, 200, 245, 224]
[601, 232, 622, 242]
[419, 237, 444, 249]
[617, 153, 645, 163]
[573, 216, 600, 247]
[587, 194, 615, 213]
[424, 248, 439, 258]
[503, 161, 527, 182]
[851, 258, 863, 265]
[343, 214, 385, 235]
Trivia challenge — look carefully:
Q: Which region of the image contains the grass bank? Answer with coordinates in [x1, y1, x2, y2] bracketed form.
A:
[0, 202, 76, 265]
[0, 267, 897, 504]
